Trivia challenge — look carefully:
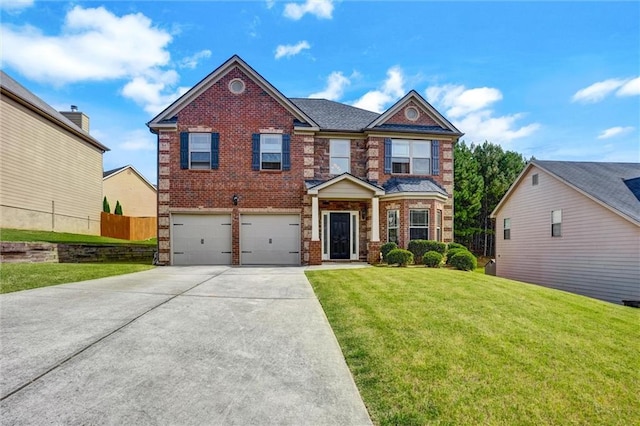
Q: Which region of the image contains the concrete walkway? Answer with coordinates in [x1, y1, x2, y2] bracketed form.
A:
[0, 266, 372, 425]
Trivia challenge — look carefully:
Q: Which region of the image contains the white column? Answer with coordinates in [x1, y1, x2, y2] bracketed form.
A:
[311, 196, 319, 241]
[371, 197, 380, 242]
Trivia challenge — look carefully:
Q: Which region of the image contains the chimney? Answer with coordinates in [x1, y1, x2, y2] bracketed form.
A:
[61, 105, 90, 133]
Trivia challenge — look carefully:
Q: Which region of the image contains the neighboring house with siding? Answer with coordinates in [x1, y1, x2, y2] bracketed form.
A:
[491, 160, 640, 304]
[147, 55, 462, 266]
[103, 165, 157, 217]
[0, 71, 109, 235]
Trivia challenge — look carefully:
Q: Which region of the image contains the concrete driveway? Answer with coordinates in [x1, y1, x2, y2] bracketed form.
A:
[0, 266, 372, 425]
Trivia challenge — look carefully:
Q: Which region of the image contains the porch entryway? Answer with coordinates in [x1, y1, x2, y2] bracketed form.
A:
[322, 211, 359, 260]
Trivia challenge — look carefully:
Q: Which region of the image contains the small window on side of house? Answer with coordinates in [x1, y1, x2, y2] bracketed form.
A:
[503, 218, 511, 240]
[260, 134, 282, 170]
[387, 210, 399, 244]
[436, 209, 443, 242]
[189, 133, 211, 169]
[532, 173, 539, 186]
[551, 210, 562, 237]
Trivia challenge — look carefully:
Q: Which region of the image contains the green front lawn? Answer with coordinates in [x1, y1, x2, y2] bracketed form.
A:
[0, 228, 156, 245]
[306, 268, 640, 425]
[0, 262, 155, 294]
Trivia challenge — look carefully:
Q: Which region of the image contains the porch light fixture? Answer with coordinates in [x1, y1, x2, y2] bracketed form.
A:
[232, 194, 239, 205]
[361, 207, 368, 220]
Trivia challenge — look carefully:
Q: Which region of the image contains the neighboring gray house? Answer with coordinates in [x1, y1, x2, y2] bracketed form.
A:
[491, 160, 640, 305]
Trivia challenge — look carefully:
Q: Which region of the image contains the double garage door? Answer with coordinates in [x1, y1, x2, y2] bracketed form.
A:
[171, 214, 300, 265]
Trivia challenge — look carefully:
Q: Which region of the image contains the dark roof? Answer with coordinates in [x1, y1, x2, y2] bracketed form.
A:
[0, 71, 108, 152]
[103, 166, 127, 178]
[624, 177, 640, 202]
[290, 98, 380, 131]
[534, 160, 640, 223]
[382, 177, 448, 196]
[374, 123, 456, 134]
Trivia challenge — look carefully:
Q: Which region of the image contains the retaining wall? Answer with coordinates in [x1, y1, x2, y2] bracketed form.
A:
[1, 242, 155, 264]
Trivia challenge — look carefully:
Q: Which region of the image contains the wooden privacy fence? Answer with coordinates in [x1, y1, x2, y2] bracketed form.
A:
[101, 212, 157, 241]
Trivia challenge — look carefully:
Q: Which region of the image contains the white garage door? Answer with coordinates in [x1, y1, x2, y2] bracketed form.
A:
[171, 214, 232, 265]
[240, 214, 300, 265]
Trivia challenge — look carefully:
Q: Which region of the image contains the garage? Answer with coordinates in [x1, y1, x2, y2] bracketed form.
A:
[240, 214, 301, 265]
[171, 214, 232, 265]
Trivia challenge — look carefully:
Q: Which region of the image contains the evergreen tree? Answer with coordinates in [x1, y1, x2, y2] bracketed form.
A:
[103, 196, 111, 213]
[114, 200, 123, 215]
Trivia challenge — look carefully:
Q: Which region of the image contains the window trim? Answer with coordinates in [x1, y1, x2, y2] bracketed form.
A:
[329, 139, 350, 175]
[387, 209, 399, 244]
[532, 173, 539, 186]
[391, 139, 431, 175]
[409, 209, 429, 240]
[188, 133, 211, 170]
[260, 134, 283, 171]
[503, 218, 511, 240]
[551, 210, 562, 237]
[436, 209, 443, 242]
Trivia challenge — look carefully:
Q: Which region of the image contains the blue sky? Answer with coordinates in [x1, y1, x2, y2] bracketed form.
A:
[2, 0, 638, 183]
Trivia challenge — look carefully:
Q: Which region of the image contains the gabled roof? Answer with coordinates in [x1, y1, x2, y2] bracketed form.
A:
[290, 98, 380, 131]
[306, 173, 385, 196]
[103, 164, 157, 192]
[147, 55, 318, 131]
[366, 90, 463, 136]
[492, 160, 640, 225]
[0, 70, 109, 152]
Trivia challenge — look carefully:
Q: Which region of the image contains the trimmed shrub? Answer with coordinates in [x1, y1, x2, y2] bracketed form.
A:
[447, 242, 466, 251]
[449, 251, 477, 271]
[407, 240, 429, 264]
[380, 242, 398, 262]
[446, 248, 467, 265]
[424, 240, 447, 254]
[114, 201, 123, 215]
[423, 251, 443, 268]
[103, 196, 110, 213]
[386, 248, 414, 267]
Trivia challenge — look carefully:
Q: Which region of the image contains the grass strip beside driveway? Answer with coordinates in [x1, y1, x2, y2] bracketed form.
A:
[306, 268, 640, 426]
[1, 263, 155, 294]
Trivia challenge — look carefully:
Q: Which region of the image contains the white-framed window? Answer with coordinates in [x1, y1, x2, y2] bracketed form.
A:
[436, 209, 443, 242]
[392, 140, 431, 174]
[504, 218, 511, 240]
[189, 133, 211, 169]
[387, 210, 399, 244]
[551, 210, 562, 237]
[532, 173, 539, 186]
[330, 139, 350, 174]
[409, 209, 429, 240]
[260, 134, 282, 170]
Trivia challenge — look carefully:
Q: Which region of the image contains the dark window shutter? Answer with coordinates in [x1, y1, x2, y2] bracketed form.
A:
[282, 134, 291, 171]
[210, 133, 219, 169]
[252, 133, 260, 170]
[384, 138, 392, 174]
[431, 140, 440, 175]
[180, 132, 189, 169]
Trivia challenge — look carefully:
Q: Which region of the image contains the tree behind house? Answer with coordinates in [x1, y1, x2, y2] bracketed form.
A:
[114, 201, 123, 215]
[103, 196, 110, 213]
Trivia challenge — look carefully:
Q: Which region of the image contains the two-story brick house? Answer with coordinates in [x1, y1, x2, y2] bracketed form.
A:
[147, 55, 462, 266]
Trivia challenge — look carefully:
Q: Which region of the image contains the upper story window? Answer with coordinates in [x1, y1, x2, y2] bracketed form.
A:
[532, 173, 539, 186]
[503, 218, 511, 240]
[409, 209, 429, 240]
[330, 139, 350, 175]
[179, 132, 219, 170]
[385, 139, 440, 175]
[551, 210, 562, 237]
[387, 209, 399, 244]
[252, 133, 291, 171]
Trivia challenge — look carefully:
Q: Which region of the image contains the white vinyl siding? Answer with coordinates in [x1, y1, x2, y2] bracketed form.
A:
[330, 139, 350, 174]
[503, 218, 511, 240]
[0, 96, 103, 234]
[551, 210, 562, 237]
[494, 167, 640, 304]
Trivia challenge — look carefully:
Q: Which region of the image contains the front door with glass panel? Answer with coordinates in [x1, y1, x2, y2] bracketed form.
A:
[330, 213, 350, 259]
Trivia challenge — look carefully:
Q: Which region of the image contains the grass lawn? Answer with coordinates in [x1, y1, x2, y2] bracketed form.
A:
[0, 228, 156, 245]
[306, 268, 640, 426]
[0, 262, 155, 294]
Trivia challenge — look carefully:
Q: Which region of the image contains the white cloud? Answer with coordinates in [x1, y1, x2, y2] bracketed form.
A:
[275, 40, 311, 59]
[427, 84, 502, 118]
[119, 129, 157, 151]
[1, 5, 193, 115]
[283, 0, 334, 20]
[617, 77, 640, 97]
[1, 6, 172, 84]
[426, 84, 540, 144]
[0, 0, 33, 11]
[571, 77, 640, 103]
[597, 126, 635, 139]
[179, 50, 211, 69]
[309, 71, 350, 100]
[352, 66, 405, 112]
